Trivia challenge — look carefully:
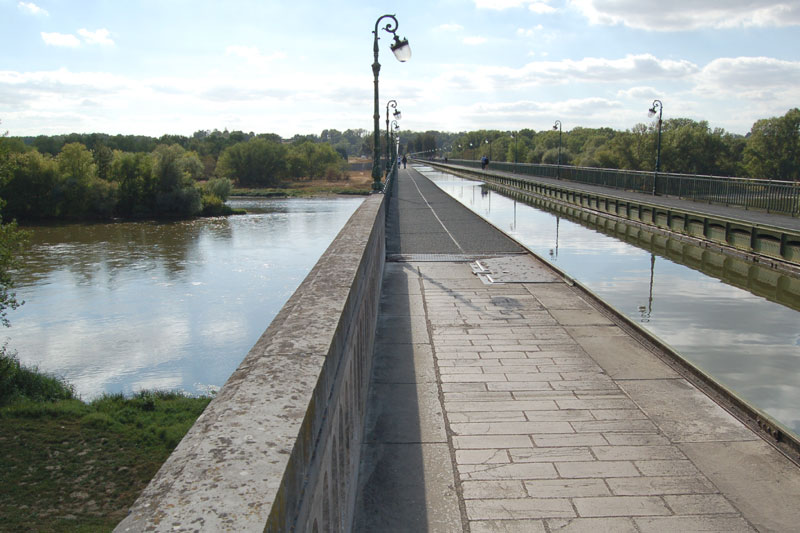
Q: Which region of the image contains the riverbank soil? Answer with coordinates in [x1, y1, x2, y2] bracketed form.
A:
[233, 170, 374, 197]
[0, 394, 210, 532]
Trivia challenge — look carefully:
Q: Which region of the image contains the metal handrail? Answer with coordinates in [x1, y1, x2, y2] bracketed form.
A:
[383, 160, 398, 199]
[441, 159, 800, 217]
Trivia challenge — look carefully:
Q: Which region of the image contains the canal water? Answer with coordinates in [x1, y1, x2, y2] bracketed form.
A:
[6, 197, 364, 399]
[417, 166, 800, 438]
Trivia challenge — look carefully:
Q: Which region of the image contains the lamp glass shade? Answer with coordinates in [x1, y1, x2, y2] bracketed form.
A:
[394, 110, 402, 120]
[391, 37, 412, 62]
[648, 108, 656, 117]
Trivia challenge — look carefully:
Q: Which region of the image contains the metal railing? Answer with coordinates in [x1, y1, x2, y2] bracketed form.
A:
[438, 159, 800, 217]
[383, 160, 398, 200]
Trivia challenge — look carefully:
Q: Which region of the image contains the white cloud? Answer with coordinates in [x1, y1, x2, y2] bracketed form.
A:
[463, 36, 489, 45]
[18, 1, 48, 16]
[41, 32, 80, 47]
[478, 96, 622, 115]
[568, 0, 800, 30]
[529, 2, 557, 14]
[78, 28, 114, 46]
[0, 66, 391, 136]
[694, 56, 800, 99]
[517, 24, 545, 37]
[476, 0, 556, 11]
[437, 23, 464, 32]
[440, 96, 625, 131]
[437, 53, 698, 92]
[476, 0, 529, 8]
[225, 45, 286, 68]
[617, 86, 662, 99]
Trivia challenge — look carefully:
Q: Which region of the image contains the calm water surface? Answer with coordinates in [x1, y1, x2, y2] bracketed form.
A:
[418, 167, 800, 436]
[7, 197, 363, 399]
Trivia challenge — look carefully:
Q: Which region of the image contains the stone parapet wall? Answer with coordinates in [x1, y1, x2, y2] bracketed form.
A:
[116, 194, 386, 532]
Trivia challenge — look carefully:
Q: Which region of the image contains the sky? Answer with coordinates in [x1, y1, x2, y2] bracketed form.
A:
[1, 0, 799, 138]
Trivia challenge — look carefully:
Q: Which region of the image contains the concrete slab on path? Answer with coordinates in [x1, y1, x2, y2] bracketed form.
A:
[356, 169, 800, 532]
[357, 255, 800, 532]
[387, 167, 524, 256]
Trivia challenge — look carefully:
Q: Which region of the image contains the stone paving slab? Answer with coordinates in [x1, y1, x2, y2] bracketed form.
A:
[361, 257, 800, 531]
[356, 169, 800, 532]
[424, 260, 799, 532]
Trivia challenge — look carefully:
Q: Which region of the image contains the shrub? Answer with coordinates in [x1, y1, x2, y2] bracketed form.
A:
[155, 185, 202, 217]
[201, 193, 233, 216]
[324, 164, 347, 181]
[0, 346, 75, 406]
[204, 177, 233, 201]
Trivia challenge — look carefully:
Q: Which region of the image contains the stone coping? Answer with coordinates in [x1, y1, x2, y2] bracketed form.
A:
[116, 194, 386, 532]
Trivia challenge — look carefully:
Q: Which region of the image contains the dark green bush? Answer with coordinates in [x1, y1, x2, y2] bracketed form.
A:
[0, 347, 75, 406]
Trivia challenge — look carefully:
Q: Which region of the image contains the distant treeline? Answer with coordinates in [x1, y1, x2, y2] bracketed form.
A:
[405, 108, 800, 182]
[2, 108, 797, 222]
[10, 127, 373, 173]
[0, 131, 356, 222]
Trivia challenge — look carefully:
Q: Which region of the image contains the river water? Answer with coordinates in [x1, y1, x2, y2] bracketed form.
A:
[417, 166, 800, 437]
[7, 197, 364, 399]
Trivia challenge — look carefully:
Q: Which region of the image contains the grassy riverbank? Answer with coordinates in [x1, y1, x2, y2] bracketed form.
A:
[232, 171, 373, 198]
[0, 352, 211, 532]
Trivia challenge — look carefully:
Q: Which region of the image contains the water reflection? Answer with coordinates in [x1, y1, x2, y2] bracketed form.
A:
[17, 219, 211, 288]
[420, 167, 800, 436]
[638, 254, 656, 323]
[7, 197, 364, 399]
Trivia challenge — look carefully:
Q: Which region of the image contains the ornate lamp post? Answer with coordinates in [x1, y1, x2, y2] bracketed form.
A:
[371, 14, 411, 192]
[394, 127, 401, 165]
[391, 119, 400, 166]
[385, 100, 401, 175]
[511, 132, 518, 171]
[553, 120, 562, 179]
[485, 139, 491, 161]
[648, 99, 663, 194]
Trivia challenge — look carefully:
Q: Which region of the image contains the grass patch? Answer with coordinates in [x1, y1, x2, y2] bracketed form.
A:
[0, 351, 211, 531]
[0, 348, 76, 406]
[232, 171, 374, 198]
[233, 186, 371, 198]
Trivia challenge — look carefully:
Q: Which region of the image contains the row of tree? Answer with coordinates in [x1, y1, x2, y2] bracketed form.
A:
[0, 136, 349, 222]
[2, 107, 798, 223]
[1, 142, 228, 220]
[7, 127, 373, 177]
[407, 108, 800, 182]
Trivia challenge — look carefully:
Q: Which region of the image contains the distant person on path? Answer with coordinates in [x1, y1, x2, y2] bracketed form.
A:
[401, 155, 407, 169]
[481, 155, 488, 170]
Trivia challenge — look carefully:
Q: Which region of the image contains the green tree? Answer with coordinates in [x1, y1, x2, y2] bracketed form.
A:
[287, 142, 344, 180]
[602, 124, 652, 170]
[152, 144, 202, 217]
[0, 150, 61, 219]
[111, 151, 156, 217]
[180, 151, 204, 181]
[93, 144, 114, 181]
[216, 138, 288, 187]
[0, 216, 26, 327]
[0, 131, 29, 326]
[507, 138, 529, 164]
[152, 144, 185, 193]
[743, 108, 800, 181]
[57, 143, 97, 217]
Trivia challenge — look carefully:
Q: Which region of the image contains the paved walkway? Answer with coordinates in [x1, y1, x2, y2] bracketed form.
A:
[353, 167, 800, 532]
[434, 161, 800, 232]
